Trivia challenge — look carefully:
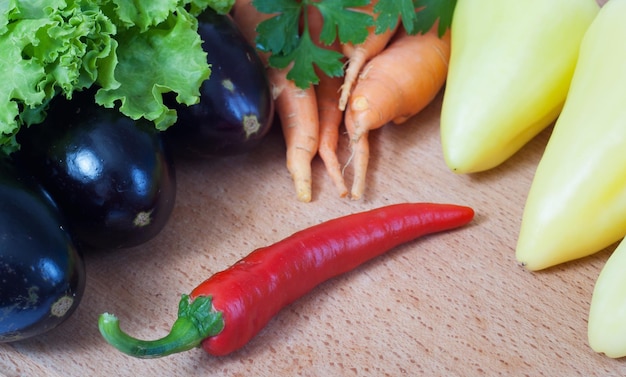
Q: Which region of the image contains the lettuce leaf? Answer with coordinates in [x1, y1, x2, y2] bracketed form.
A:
[0, 0, 116, 152]
[95, 7, 209, 130]
[185, 0, 233, 15]
[0, 19, 49, 148]
[0, 0, 234, 154]
[108, 0, 180, 31]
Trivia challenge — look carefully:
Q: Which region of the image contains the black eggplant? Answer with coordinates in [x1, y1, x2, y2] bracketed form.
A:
[0, 157, 85, 342]
[15, 91, 176, 250]
[164, 7, 274, 157]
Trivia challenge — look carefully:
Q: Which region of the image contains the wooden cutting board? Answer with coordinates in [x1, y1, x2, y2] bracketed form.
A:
[1, 89, 624, 376]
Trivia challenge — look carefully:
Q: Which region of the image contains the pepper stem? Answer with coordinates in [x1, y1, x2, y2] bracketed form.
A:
[98, 294, 224, 358]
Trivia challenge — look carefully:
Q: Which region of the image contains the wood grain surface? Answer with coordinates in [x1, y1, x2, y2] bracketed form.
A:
[1, 88, 624, 376]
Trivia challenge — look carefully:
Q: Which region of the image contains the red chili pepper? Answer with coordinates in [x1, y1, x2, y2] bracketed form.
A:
[98, 202, 474, 358]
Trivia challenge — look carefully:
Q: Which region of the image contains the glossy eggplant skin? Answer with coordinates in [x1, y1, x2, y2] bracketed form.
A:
[164, 8, 274, 157]
[15, 91, 176, 250]
[0, 157, 85, 342]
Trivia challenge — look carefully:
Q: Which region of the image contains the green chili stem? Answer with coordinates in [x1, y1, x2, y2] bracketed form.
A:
[98, 295, 224, 358]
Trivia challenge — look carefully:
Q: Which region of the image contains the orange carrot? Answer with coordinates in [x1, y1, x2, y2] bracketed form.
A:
[338, 0, 399, 111]
[343, 109, 370, 200]
[345, 26, 451, 200]
[308, 5, 349, 197]
[269, 67, 319, 202]
[232, 0, 319, 202]
[316, 71, 348, 197]
[231, 0, 272, 64]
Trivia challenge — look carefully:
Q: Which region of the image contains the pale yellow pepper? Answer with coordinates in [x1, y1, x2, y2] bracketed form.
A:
[440, 0, 599, 174]
[589, 236, 626, 358]
[516, 0, 626, 270]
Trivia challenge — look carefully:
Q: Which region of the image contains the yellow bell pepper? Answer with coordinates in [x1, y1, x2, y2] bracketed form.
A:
[589, 236, 626, 358]
[440, 0, 599, 174]
[516, 0, 626, 271]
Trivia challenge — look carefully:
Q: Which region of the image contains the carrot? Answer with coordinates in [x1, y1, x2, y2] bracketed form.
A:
[316, 71, 348, 197]
[344, 109, 370, 200]
[338, 0, 399, 111]
[308, 5, 349, 197]
[345, 25, 452, 200]
[232, 0, 319, 202]
[268, 67, 319, 202]
[230, 1, 267, 60]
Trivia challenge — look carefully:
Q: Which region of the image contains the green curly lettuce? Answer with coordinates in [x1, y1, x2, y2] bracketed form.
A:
[95, 6, 210, 130]
[0, 0, 234, 154]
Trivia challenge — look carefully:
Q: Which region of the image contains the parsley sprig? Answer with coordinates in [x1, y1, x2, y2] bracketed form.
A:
[252, 0, 457, 88]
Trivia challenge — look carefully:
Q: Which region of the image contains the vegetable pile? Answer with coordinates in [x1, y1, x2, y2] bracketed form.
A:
[0, 0, 459, 346]
[4, 0, 626, 366]
[0, 0, 228, 154]
[232, 0, 455, 201]
[0, 0, 236, 342]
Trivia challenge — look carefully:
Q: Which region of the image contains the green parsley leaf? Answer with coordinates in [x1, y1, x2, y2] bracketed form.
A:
[254, 0, 377, 88]
[374, 0, 456, 36]
[413, 0, 457, 36]
[313, 0, 373, 45]
[269, 28, 344, 88]
[373, 0, 415, 34]
[254, 0, 302, 55]
[251, 0, 458, 88]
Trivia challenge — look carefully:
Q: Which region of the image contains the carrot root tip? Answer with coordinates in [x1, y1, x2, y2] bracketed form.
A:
[292, 177, 312, 203]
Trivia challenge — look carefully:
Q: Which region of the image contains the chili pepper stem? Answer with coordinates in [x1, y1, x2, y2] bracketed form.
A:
[98, 295, 224, 358]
